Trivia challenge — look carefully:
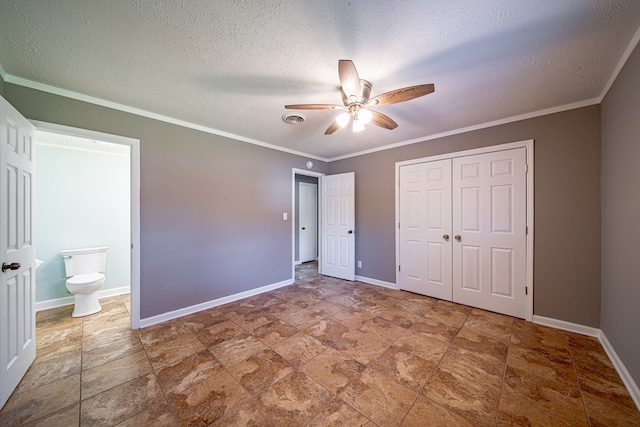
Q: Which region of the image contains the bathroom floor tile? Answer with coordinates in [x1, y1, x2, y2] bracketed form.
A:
[80, 373, 166, 427]
[16, 352, 80, 393]
[209, 332, 268, 368]
[251, 319, 299, 346]
[402, 395, 475, 427]
[0, 374, 80, 426]
[81, 350, 152, 399]
[22, 403, 80, 427]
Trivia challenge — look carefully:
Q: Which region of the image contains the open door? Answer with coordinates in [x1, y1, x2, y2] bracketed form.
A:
[320, 172, 355, 280]
[0, 96, 36, 409]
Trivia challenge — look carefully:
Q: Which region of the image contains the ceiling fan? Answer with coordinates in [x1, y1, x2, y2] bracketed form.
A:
[285, 60, 434, 135]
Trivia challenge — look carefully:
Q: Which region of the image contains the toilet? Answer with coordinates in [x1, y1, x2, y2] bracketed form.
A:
[61, 246, 108, 317]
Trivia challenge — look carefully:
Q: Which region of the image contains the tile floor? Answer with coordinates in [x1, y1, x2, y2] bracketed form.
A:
[1, 262, 639, 426]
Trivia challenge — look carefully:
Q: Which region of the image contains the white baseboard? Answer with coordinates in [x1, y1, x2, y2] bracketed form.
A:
[599, 331, 640, 410]
[355, 275, 398, 290]
[532, 315, 600, 337]
[533, 315, 639, 410]
[138, 278, 294, 328]
[35, 286, 130, 312]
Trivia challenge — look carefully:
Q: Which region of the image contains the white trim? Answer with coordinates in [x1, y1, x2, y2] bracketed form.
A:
[139, 278, 293, 328]
[329, 100, 597, 162]
[31, 121, 142, 329]
[35, 286, 130, 312]
[8, 75, 328, 162]
[395, 140, 534, 321]
[35, 141, 129, 157]
[533, 315, 640, 411]
[599, 332, 640, 409]
[600, 24, 640, 100]
[5, 73, 600, 164]
[291, 168, 325, 280]
[355, 275, 397, 290]
[532, 315, 600, 337]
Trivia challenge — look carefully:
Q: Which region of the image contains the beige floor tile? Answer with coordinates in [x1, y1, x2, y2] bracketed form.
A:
[209, 332, 268, 368]
[251, 319, 299, 346]
[0, 374, 80, 426]
[3, 270, 638, 427]
[338, 367, 417, 427]
[306, 398, 375, 427]
[271, 332, 330, 368]
[229, 349, 295, 395]
[167, 370, 249, 426]
[402, 395, 474, 427]
[258, 371, 333, 426]
[155, 349, 224, 396]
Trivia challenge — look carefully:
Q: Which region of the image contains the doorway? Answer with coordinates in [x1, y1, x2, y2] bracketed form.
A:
[33, 121, 141, 328]
[292, 169, 323, 279]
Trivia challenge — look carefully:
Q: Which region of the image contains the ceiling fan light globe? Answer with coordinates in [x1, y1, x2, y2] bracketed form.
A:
[358, 108, 373, 124]
[352, 120, 365, 133]
[336, 112, 351, 128]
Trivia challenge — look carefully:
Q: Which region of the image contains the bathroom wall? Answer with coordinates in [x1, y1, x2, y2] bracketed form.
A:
[35, 139, 131, 302]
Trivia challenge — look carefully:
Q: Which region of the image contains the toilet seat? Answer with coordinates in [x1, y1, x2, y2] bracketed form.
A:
[66, 272, 105, 287]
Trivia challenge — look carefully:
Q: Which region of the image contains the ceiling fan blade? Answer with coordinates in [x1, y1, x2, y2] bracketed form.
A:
[370, 110, 398, 130]
[285, 104, 340, 110]
[338, 60, 360, 97]
[325, 121, 341, 135]
[369, 83, 435, 106]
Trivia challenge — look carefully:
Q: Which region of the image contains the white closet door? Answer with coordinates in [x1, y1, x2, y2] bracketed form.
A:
[452, 148, 527, 318]
[398, 160, 452, 300]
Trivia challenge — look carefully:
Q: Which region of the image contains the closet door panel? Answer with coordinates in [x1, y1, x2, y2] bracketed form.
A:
[399, 160, 452, 300]
[452, 148, 527, 318]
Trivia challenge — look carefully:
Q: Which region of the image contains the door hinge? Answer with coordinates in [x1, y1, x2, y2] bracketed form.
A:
[398, 265, 401, 272]
[131, 243, 133, 249]
[525, 287, 528, 295]
[398, 222, 400, 229]
[525, 164, 529, 173]
[526, 226, 528, 235]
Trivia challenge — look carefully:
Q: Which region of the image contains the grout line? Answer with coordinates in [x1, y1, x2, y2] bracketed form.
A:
[564, 332, 594, 427]
[493, 318, 516, 426]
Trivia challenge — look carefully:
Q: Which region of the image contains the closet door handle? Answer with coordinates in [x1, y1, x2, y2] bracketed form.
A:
[454, 235, 462, 242]
[443, 234, 450, 241]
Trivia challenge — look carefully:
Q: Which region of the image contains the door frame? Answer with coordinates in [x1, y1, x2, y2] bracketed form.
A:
[31, 121, 141, 329]
[395, 139, 534, 321]
[291, 168, 324, 278]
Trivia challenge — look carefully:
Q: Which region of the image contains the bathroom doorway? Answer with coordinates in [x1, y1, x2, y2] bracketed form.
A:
[33, 122, 140, 328]
[292, 169, 323, 279]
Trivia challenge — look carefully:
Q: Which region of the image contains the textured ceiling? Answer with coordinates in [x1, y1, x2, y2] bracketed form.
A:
[1, 1, 639, 160]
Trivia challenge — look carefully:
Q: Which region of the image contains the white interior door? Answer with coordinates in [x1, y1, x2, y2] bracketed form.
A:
[1, 96, 36, 409]
[320, 172, 355, 280]
[299, 181, 317, 263]
[452, 148, 527, 318]
[398, 160, 452, 299]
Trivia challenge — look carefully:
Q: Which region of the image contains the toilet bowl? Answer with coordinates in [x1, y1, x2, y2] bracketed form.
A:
[61, 247, 108, 317]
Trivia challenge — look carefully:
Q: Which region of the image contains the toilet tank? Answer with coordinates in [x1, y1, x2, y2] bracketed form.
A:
[61, 247, 109, 277]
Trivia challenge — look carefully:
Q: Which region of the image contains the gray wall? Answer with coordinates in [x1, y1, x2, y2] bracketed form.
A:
[601, 43, 640, 386]
[329, 105, 602, 327]
[3, 84, 328, 319]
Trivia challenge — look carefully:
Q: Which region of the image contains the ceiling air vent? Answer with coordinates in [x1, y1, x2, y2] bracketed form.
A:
[282, 114, 306, 124]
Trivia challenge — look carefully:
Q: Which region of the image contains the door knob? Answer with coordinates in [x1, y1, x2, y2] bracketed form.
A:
[2, 262, 21, 272]
[301, 227, 306, 230]
[348, 230, 354, 234]
[443, 234, 450, 241]
[454, 235, 462, 242]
